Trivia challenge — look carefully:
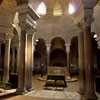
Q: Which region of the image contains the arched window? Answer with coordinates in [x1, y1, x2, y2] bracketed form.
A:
[53, 3, 62, 16]
[37, 2, 47, 15]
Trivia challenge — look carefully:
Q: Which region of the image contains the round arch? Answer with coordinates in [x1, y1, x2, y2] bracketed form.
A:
[50, 49, 67, 67]
[50, 37, 67, 67]
[51, 37, 66, 51]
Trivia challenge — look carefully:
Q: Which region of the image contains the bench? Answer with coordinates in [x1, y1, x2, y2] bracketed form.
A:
[45, 75, 67, 87]
[44, 66, 68, 88]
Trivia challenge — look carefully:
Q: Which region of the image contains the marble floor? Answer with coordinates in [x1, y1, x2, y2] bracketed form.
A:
[0, 74, 100, 100]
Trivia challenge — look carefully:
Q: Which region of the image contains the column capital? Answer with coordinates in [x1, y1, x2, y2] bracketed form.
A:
[83, 8, 94, 27]
[75, 22, 83, 33]
[0, 33, 14, 41]
[65, 44, 70, 53]
[46, 44, 51, 51]
[46, 44, 51, 47]
[11, 41, 20, 49]
[65, 43, 70, 47]
[26, 25, 36, 35]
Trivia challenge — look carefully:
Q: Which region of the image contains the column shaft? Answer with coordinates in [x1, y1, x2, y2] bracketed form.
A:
[11, 47, 15, 73]
[66, 51, 70, 76]
[25, 34, 33, 91]
[3, 39, 11, 82]
[16, 47, 20, 73]
[46, 45, 51, 66]
[17, 31, 26, 93]
[78, 30, 85, 94]
[84, 26, 97, 99]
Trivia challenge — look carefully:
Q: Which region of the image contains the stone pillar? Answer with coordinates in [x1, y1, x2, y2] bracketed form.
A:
[76, 23, 85, 94]
[11, 47, 15, 73]
[3, 33, 13, 82]
[46, 44, 51, 66]
[32, 43, 35, 71]
[0, 43, 1, 68]
[16, 46, 20, 73]
[16, 21, 27, 94]
[25, 26, 36, 91]
[65, 44, 70, 77]
[83, 8, 97, 100]
[16, 4, 39, 94]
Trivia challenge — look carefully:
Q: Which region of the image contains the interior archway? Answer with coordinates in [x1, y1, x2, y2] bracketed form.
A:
[50, 49, 67, 67]
[50, 37, 66, 67]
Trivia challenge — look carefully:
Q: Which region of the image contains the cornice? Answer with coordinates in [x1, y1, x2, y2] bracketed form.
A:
[16, 4, 40, 21]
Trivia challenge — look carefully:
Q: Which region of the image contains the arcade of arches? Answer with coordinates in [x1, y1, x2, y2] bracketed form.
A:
[0, 0, 100, 100]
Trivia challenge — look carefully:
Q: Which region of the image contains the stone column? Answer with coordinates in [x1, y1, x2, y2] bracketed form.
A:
[16, 4, 39, 94]
[11, 47, 15, 73]
[76, 23, 85, 94]
[16, 46, 20, 73]
[65, 44, 70, 77]
[25, 26, 36, 91]
[46, 44, 51, 66]
[16, 21, 27, 94]
[0, 43, 1, 68]
[3, 33, 13, 82]
[83, 8, 97, 100]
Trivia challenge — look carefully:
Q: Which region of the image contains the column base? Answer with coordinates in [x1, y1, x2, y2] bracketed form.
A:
[77, 90, 84, 95]
[27, 87, 35, 91]
[84, 92, 98, 100]
[78, 88, 85, 95]
[15, 88, 28, 95]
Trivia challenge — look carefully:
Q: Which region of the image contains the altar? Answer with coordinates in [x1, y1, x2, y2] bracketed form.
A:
[44, 66, 68, 87]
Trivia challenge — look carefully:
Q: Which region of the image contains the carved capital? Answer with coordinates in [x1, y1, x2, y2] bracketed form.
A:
[26, 25, 36, 35]
[0, 33, 14, 41]
[19, 22, 36, 33]
[46, 44, 51, 51]
[18, 22, 27, 31]
[65, 44, 70, 53]
[84, 8, 94, 27]
[75, 22, 83, 33]
[11, 40, 20, 48]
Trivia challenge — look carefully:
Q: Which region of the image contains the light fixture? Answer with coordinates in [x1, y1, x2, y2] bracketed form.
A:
[68, 4, 75, 14]
[36, 39, 39, 42]
[94, 34, 97, 39]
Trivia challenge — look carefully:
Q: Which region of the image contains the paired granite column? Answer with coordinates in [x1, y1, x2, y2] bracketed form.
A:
[83, 8, 97, 100]
[16, 4, 39, 94]
[16, 20, 27, 94]
[46, 44, 51, 66]
[76, 23, 85, 94]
